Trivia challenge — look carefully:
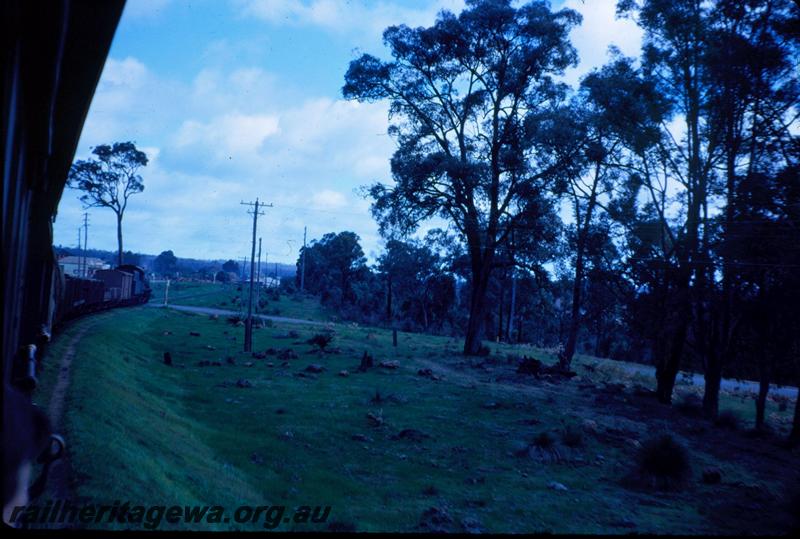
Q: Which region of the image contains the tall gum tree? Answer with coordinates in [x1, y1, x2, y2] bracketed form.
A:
[618, 0, 798, 409]
[343, 0, 582, 355]
[68, 141, 147, 266]
[616, 0, 719, 405]
[553, 56, 665, 371]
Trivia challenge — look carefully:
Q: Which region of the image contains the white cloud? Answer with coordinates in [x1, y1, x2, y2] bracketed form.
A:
[238, 0, 465, 37]
[561, 0, 643, 85]
[175, 113, 281, 157]
[59, 0, 648, 263]
[101, 57, 149, 88]
[59, 54, 389, 262]
[123, 0, 173, 20]
[311, 189, 347, 209]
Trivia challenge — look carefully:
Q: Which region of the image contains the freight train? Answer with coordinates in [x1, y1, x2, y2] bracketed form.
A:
[56, 263, 152, 323]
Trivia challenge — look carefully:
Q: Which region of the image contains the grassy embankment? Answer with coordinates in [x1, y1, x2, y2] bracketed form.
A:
[33, 283, 798, 533]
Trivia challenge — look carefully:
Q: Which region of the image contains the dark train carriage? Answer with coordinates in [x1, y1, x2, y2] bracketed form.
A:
[57, 275, 105, 322]
[117, 264, 152, 303]
[94, 269, 133, 301]
[61, 275, 105, 318]
[3, 0, 127, 514]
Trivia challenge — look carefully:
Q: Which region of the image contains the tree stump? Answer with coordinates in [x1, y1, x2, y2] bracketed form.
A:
[358, 351, 374, 372]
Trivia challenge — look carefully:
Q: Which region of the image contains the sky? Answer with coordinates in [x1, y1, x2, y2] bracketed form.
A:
[53, 0, 643, 265]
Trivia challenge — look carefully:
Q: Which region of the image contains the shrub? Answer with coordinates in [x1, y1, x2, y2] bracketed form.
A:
[532, 431, 555, 450]
[714, 409, 740, 430]
[308, 332, 334, 351]
[561, 424, 584, 448]
[506, 354, 521, 365]
[635, 433, 692, 490]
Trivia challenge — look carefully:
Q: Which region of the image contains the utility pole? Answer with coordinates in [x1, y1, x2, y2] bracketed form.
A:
[77, 228, 82, 277]
[256, 237, 262, 301]
[300, 225, 307, 292]
[82, 212, 89, 276]
[241, 198, 271, 352]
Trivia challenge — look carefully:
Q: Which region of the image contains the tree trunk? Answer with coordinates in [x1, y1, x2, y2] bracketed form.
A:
[656, 302, 689, 405]
[697, 268, 718, 419]
[790, 388, 800, 448]
[497, 271, 505, 342]
[386, 274, 392, 323]
[559, 255, 584, 370]
[703, 358, 722, 420]
[755, 362, 770, 431]
[116, 212, 124, 266]
[506, 271, 516, 342]
[464, 257, 492, 355]
[560, 166, 600, 371]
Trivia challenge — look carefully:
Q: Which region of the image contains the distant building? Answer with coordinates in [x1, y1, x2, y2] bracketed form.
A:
[241, 275, 281, 288]
[58, 256, 110, 277]
[262, 276, 280, 288]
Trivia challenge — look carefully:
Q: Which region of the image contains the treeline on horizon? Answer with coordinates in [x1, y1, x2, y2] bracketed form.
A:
[53, 245, 295, 280]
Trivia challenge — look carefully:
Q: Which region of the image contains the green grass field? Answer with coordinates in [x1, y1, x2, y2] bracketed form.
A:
[32, 289, 798, 533]
[149, 280, 334, 321]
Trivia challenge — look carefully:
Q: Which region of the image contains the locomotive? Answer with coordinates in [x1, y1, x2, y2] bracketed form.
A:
[56, 263, 152, 323]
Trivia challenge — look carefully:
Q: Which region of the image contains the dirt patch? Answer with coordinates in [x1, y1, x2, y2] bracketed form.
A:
[46, 322, 96, 512]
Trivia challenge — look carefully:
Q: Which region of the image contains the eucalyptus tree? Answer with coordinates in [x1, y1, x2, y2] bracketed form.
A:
[553, 55, 668, 371]
[68, 141, 148, 266]
[343, 0, 582, 354]
[697, 0, 799, 418]
[618, 0, 799, 410]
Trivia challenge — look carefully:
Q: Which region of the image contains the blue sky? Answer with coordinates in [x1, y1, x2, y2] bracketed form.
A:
[53, 0, 642, 265]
